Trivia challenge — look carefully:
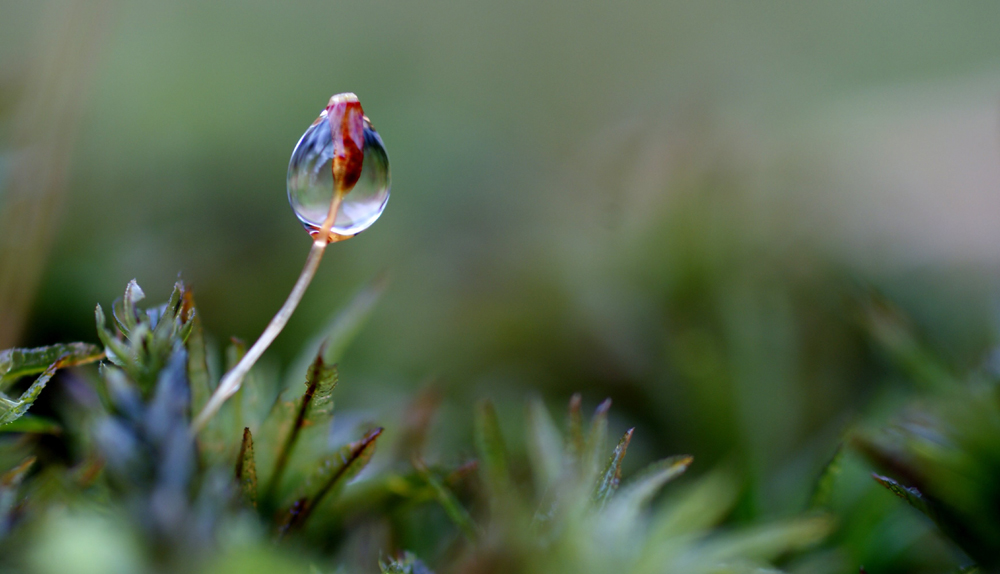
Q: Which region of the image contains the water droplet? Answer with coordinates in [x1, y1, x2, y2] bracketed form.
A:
[287, 94, 390, 241]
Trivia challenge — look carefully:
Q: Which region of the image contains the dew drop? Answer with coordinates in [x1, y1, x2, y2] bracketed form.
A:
[287, 95, 390, 241]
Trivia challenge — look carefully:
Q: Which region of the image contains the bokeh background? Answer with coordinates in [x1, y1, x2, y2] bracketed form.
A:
[4, 1, 1000, 571]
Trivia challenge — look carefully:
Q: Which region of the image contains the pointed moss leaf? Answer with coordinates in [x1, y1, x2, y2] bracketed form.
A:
[810, 445, 845, 510]
[159, 281, 183, 326]
[380, 552, 435, 574]
[225, 338, 247, 371]
[604, 455, 692, 526]
[287, 427, 383, 530]
[265, 353, 338, 500]
[186, 311, 212, 417]
[0, 414, 61, 434]
[0, 358, 61, 426]
[583, 398, 611, 480]
[0, 457, 35, 520]
[648, 471, 740, 542]
[527, 397, 564, 492]
[285, 276, 386, 392]
[474, 400, 511, 496]
[152, 295, 178, 341]
[0, 342, 102, 389]
[414, 460, 477, 541]
[111, 301, 130, 340]
[177, 309, 196, 344]
[150, 281, 195, 345]
[95, 304, 129, 368]
[872, 473, 933, 518]
[304, 355, 338, 423]
[125, 278, 145, 306]
[112, 279, 145, 339]
[693, 516, 830, 565]
[593, 428, 634, 507]
[863, 296, 956, 392]
[275, 498, 307, 539]
[0, 457, 35, 487]
[567, 393, 584, 461]
[235, 427, 258, 508]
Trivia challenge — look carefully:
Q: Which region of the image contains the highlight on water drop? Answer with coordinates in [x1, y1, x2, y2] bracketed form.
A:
[287, 93, 391, 242]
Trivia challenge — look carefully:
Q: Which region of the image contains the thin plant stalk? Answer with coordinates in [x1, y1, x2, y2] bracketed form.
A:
[191, 189, 346, 433]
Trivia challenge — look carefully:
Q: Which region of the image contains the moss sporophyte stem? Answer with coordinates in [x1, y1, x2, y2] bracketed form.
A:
[191, 94, 371, 433]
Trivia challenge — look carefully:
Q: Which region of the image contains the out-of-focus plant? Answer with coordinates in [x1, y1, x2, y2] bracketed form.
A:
[0, 278, 840, 574]
[373, 395, 830, 574]
[851, 296, 1000, 572]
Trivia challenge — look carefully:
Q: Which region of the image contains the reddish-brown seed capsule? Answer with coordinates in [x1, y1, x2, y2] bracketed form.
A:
[288, 93, 391, 239]
[326, 92, 365, 194]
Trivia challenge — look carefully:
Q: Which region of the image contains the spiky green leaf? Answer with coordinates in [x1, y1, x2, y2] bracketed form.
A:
[583, 398, 611, 480]
[526, 396, 563, 491]
[810, 445, 845, 510]
[604, 455, 693, 526]
[414, 459, 477, 541]
[283, 427, 383, 531]
[185, 300, 212, 418]
[0, 342, 102, 389]
[0, 457, 35, 525]
[265, 353, 338, 500]
[0, 359, 60, 426]
[593, 428, 634, 506]
[474, 400, 511, 496]
[872, 473, 933, 518]
[0, 414, 61, 435]
[235, 427, 258, 508]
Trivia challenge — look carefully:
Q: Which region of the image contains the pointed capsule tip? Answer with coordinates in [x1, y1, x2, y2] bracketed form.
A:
[328, 92, 360, 106]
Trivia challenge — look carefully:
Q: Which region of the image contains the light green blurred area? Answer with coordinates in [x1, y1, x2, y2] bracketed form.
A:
[3, 2, 1000, 568]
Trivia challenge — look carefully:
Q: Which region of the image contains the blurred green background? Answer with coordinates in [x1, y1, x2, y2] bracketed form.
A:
[3, 1, 1000, 571]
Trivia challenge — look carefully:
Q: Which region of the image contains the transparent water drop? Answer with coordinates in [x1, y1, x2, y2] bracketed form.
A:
[287, 96, 390, 241]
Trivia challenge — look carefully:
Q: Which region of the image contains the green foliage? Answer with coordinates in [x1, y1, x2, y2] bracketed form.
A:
[95, 279, 195, 391]
[851, 296, 1000, 570]
[436, 396, 830, 574]
[854, 384, 1000, 569]
[0, 280, 393, 572]
[0, 342, 102, 387]
[0, 342, 102, 427]
[0, 279, 848, 573]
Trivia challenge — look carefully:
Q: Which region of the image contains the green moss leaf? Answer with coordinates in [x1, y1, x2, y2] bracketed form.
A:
[0, 414, 61, 435]
[414, 459, 477, 541]
[235, 427, 258, 508]
[0, 342, 102, 390]
[604, 455, 693, 526]
[281, 427, 383, 533]
[474, 400, 511, 497]
[0, 359, 59, 426]
[583, 398, 611, 481]
[593, 428, 633, 507]
[526, 396, 563, 492]
[265, 353, 338, 501]
[872, 473, 932, 518]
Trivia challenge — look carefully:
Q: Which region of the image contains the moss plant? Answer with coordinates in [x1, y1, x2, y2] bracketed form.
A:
[0, 92, 862, 573]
